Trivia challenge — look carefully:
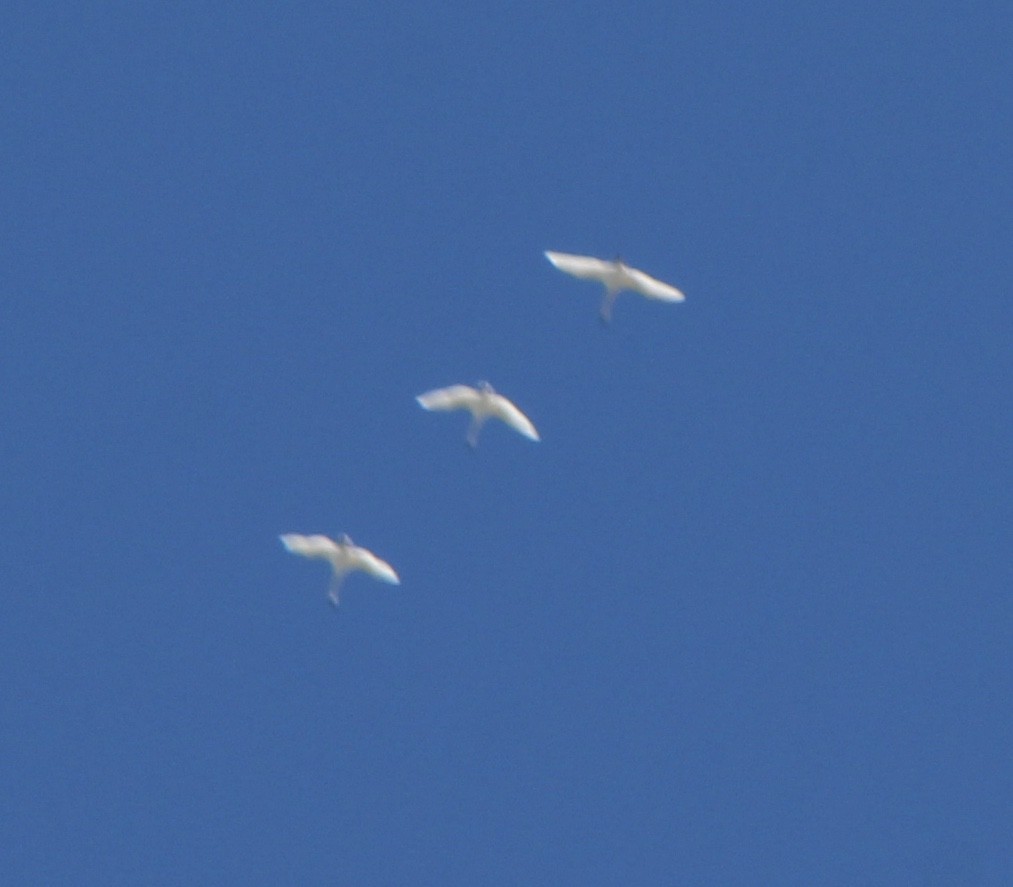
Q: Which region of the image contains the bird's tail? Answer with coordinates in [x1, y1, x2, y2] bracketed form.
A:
[328, 574, 344, 607]
[466, 416, 484, 448]
[600, 289, 618, 324]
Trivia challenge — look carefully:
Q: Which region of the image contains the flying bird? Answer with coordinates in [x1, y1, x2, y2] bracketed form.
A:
[279, 533, 400, 606]
[416, 381, 540, 448]
[544, 250, 685, 323]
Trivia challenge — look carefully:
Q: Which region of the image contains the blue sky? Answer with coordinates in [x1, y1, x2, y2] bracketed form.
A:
[2, 2, 1009, 883]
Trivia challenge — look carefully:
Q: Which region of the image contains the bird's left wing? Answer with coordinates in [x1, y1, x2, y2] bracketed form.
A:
[280, 533, 339, 559]
[544, 251, 615, 281]
[416, 385, 477, 412]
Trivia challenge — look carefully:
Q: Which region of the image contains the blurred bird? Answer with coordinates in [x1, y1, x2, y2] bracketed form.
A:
[544, 250, 685, 323]
[279, 533, 400, 606]
[416, 381, 540, 448]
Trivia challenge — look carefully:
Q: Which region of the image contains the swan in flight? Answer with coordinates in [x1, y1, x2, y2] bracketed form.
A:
[416, 381, 540, 448]
[544, 250, 685, 322]
[279, 533, 400, 606]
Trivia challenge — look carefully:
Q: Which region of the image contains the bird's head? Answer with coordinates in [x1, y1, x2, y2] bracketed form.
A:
[477, 380, 495, 394]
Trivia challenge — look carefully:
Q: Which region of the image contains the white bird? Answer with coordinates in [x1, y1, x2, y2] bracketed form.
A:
[416, 381, 540, 448]
[544, 250, 685, 323]
[279, 533, 400, 606]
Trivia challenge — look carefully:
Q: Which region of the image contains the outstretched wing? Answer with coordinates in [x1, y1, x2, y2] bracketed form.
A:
[416, 385, 478, 412]
[279, 533, 339, 560]
[544, 251, 615, 282]
[490, 395, 540, 441]
[348, 547, 401, 585]
[626, 266, 685, 302]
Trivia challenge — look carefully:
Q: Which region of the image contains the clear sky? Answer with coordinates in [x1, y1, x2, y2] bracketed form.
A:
[2, 2, 1009, 884]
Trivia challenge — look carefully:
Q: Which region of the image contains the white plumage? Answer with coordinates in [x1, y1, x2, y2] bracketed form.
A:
[544, 250, 685, 322]
[416, 381, 540, 448]
[279, 533, 400, 606]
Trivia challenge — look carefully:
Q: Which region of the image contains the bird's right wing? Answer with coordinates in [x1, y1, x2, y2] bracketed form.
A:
[351, 548, 401, 585]
[491, 396, 540, 441]
[544, 251, 615, 282]
[626, 267, 685, 302]
[416, 385, 478, 412]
